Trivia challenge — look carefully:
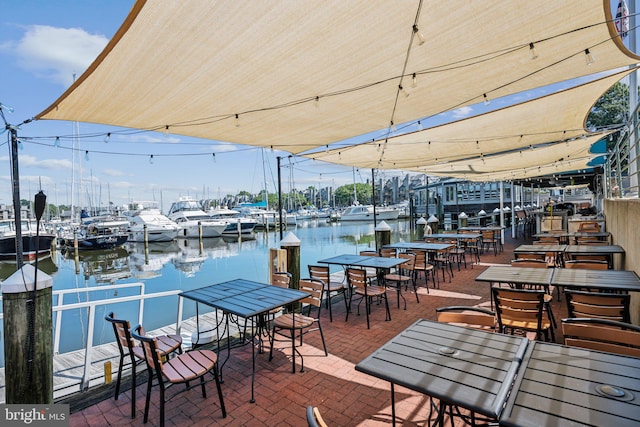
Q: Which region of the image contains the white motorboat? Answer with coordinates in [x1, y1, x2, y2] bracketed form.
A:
[128, 206, 179, 242]
[167, 198, 227, 238]
[208, 207, 258, 235]
[339, 204, 400, 221]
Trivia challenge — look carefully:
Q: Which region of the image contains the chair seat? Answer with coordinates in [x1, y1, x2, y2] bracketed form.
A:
[163, 350, 217, 383]
[384, 273, 411, 283]
[415, 263, 434, 271]
[326, 281, 345, 292]
[355, 285, 386, 296]
[156, 334, 183, 354]
[274, 313, 315, 330]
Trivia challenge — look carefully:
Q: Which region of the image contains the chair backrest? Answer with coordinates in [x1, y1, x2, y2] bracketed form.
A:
[565, 290, 631, 322]
[397, 252, 415, 271]
[561, 318, 640, 357]
[105, 312, 135, 356]
[481, 230, 495, 241]
[272, 271, 292, 288]
[564, 260, 609, 270]
[514, 252, 546, 261]
[436, 306, 496, 330]
[346, 268, 368, 292]
[577, 221, 601, 232]
[131, 325, 164, 378]
[492, 287, 545, 335]
[575, 237, 608, 245]
[298, 278, 324, 311]
[409, 250, 427, 267]
[306, 406, 329, 427]
[359, 250, 378, 256]
[510, 259, 547, 268]
[379, 248, 396, 258]
[308, 265, 330, 284]
[536, 236, 560, 244]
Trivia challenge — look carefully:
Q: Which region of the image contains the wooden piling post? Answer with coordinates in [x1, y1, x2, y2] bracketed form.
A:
[280, 232, 300, 292]
[375, 221, 391, 252]
[2, 265, 53, 403]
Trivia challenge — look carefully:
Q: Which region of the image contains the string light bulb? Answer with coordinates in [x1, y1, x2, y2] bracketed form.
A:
[54, 136, 60, 147]
[585, 48, 595, 65]
[85, 150, 89, 161]
[17, 139, 24, 151]
[149, 155, 154, 164]
[412, 25, 425, 46]
[417, 120, 423, 131]
[399, 84, 409, 98]
[104, 133, 111, 143]
[164, 125, 170, 136]
[235, 114, 240, 127]
[212, 153, 216, 163]
[390, 121, 396, 133]
[529, 42, 538, 60]
[314, 96, 320, 108]
[483, 94, 490, 106]
[412, 73, 417, 88]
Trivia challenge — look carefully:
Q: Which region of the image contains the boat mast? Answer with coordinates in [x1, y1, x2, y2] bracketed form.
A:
[352, 167, 357, 205]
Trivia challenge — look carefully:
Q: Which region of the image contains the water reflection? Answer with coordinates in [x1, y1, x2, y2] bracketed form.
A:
[128, 240, 181, 279]
[62, 247, 131, 284]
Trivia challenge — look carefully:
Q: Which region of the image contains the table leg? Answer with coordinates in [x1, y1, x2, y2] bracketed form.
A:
[390, 383, 396, 427]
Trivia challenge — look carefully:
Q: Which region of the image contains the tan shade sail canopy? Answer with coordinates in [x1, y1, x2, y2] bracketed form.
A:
[418, 133, 608, 182]
[37, 0, 638, 156]
[307, 68, 633, 178]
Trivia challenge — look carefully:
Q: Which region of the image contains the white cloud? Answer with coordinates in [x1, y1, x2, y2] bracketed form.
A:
[102, 168, 128, 177]
[12, 25, 108, 86]
[210, 142, 239, 153]
[10, 154, 72, 170]
[451, 106, 473, 119]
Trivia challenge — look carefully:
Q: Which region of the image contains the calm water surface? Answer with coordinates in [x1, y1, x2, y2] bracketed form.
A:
[0, 220, 415, 366]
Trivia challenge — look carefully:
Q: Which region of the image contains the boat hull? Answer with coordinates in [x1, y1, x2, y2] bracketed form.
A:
[0, 233, 56, 261]
[60, 234, 129, 250]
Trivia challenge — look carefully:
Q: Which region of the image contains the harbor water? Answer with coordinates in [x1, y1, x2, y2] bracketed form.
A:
[0, 219, 415, 367]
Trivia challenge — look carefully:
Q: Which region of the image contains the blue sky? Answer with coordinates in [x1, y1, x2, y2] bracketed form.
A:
[0, 1, 630, 212]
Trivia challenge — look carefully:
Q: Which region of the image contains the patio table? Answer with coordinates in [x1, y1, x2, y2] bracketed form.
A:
[382, 242, 454, 252]
[564, 244, 624, 269]
[179, 278, 309, 403]
[550, 268, 640, 295]
[514, 244, 567, 266]
[501, 340, 640, 427]
[355, 319, 528, 426]
[475, 265, 554, 309]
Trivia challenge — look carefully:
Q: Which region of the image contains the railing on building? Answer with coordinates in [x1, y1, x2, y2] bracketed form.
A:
[605, 102, 640, 199]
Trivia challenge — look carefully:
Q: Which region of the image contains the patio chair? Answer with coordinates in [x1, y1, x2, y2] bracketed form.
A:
[358, 250, 379, 283]
[132, 325, 226, 426]
[565, 290, 630, 323]
[481, 230, 498, 256]
[492, 287, 555, 342]
[379, 247, 396, 258]
[444, 239, 467, 270]
[345, 267, 390, 329]
[384, 252, 419, 309]
[436, 306, 496, 331]
[509, 260, 556, 327]
[561, 318, 640, 357]
[577, 221, 601, 232]
[457, 230, 480, 265]
[267, 272, 292, 322]
[306, 406, 329, 427]
[431, 244, 454, 284]
[435, 305, 497, 425]
[564, 260, 609, 270]
[308, 265, 348, 322]
[269, 278, 327, 373]
[104, 312, 183, 419]
[410, 250, 435, 290]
